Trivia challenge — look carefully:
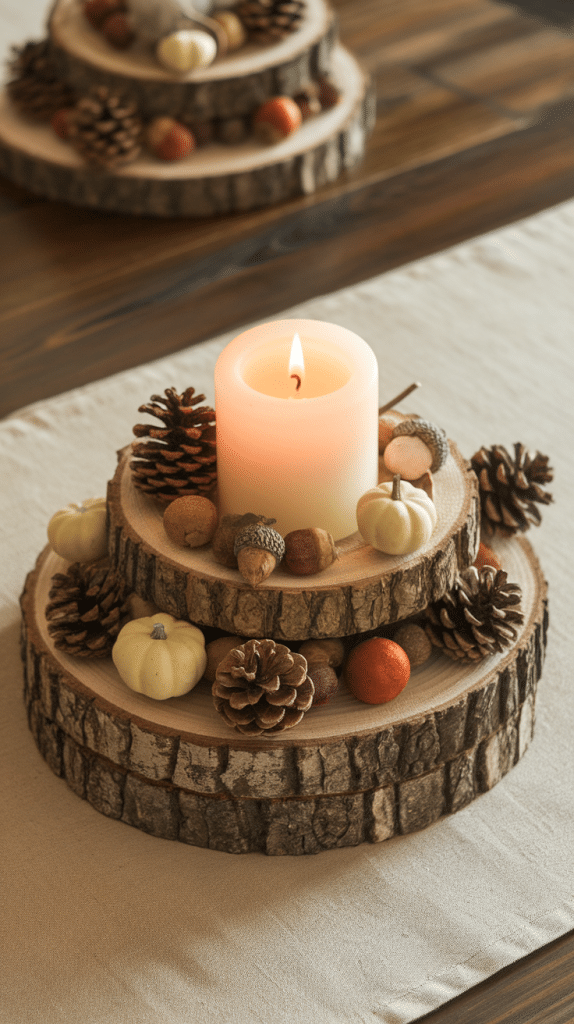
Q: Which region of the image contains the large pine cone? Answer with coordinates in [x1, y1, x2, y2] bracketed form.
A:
[425, 565, 524, 661]
[213, 638, 314, 735]
[7, 39, 75, 121]
[68, 86, 142, 168]
[471, 443, 553, 537]
[235, 0, 305, 42]
[46, 561, 131, 657]
[131, 386, 217, 503]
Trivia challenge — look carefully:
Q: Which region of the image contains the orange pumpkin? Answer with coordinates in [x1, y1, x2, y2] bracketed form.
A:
[345, 637, 410, 705]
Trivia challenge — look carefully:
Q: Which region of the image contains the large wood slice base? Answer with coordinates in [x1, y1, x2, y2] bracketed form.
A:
[107, 439, 480, 639]
[0, 47, 372, 217]
[20, 536, 547, 855]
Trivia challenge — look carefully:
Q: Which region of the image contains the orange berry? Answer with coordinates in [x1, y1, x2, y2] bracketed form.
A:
[473, 541, 502, 572]
[253, 96, 302, 144]
[147, 117, 195, 161]
[345, 637, 410, 705]
[102, 11, 135, 48]
[84, 0, 125, 28]
[51, 108, 73, 139]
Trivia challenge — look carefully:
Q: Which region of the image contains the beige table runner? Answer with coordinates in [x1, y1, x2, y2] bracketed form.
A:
[1, 202, 573, 1023]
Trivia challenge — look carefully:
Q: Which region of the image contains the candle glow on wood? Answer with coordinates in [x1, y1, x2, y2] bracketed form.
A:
[215, 319, 379, 540]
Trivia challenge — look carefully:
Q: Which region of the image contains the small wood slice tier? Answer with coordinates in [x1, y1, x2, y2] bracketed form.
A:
[49, 0, 337, 121]
[21, 537, 548, 855]
[107, 439, 479, 639]
[0, 46, 371, 216]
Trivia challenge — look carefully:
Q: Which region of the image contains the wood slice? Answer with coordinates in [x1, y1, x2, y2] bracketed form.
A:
[0, 47, 371, 216]
[20, 535, 547, 854]
[107, 437, 480, 639]
[48, 0, 337, 121]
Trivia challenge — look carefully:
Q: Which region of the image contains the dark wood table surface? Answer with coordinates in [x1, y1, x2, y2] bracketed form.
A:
[2, 0, 573, 1019]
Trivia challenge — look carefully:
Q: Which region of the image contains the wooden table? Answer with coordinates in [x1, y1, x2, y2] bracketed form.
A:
[1, 0, 573, 1018]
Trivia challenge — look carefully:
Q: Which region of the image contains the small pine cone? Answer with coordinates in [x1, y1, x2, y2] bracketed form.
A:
[213, 638, 314, 735]
[46, 561, 131, 658]
[236, 0, 305, 43]
[6, 40, 76, 121]
[131, 386, 217, 504]
[471, 443, 553, 536]
[425, 565, 524, 662]
[68, 85, 142, 168]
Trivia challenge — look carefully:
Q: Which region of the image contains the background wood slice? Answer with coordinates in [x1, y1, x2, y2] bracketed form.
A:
[20, 535, 547, 852]
[48, 0, 337, 121]
[107, 437, 479, 639]
[0, 47, 370, 215]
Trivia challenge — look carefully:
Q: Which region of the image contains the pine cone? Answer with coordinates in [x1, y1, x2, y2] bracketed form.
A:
[424, 565, 524, 662]
[68, 86, 142, 168]
[46, 561, 131, 658]
[471, 443, 553, 537]
[213, 638, 314, 735]
[131, 386, 217, 503]
[235, 0, 305, 42]
[6, 39, 75, 121]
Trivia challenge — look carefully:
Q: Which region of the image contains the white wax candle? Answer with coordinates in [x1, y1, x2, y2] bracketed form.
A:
[214, 319, 379, 540]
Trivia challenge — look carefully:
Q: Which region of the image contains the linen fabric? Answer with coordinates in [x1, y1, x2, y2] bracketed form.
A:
[1, 202, 573, 1024]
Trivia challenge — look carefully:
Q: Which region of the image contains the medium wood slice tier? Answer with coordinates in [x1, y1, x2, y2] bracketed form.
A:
[49, 0, 337, 121]
[0, 47, 371, 217]
[21, 537, 547, 854]
[107, 439, 480, 639]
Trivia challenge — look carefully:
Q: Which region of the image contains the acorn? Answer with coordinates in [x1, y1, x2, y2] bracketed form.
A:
[383, 435, 433, 481]
[102, 11, 135, 48]
[162, 495, 218, 548]
[212, 513, 276, 569]
[213, 10, 247, 51]
[317, 78, 340, 109]
[146, 117, 195, 161]
[234, 524, 286, 587]
[283, 528, 337, 576]
[299, 638, 344, 707]
[293, 83, 321, 119]
[83, 0, 125, 28]
[391, 418, 449, 473]
[203, 635, 245, 683]
[253, 96, 302, 144]
[393, 623, 433, 667]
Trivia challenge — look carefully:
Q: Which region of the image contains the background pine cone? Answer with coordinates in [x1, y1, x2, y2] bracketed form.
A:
[471, 443, 553, 536]
[68, 85, 142, 168]
[424, 565, 524, 661]
[46, 561, 131, 657]
[7, 39, 75, 121]
[213, 638, 314, 735]
[236, 0, 305, 42]
[131, 386, 217, 503]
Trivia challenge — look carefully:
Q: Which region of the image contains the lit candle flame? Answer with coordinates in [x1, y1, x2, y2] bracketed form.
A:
[288, 333, 304, 394]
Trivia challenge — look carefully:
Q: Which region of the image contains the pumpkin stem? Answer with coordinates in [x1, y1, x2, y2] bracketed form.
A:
[150, 623, 168, 640]
[391, 474, 402, 501]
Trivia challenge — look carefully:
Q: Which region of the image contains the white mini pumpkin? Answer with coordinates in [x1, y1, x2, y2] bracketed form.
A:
[112, 613, 207, 700]
[47, 498, 108, 563]
[356, 474, 437, 555]
[157, 29, 217, 72]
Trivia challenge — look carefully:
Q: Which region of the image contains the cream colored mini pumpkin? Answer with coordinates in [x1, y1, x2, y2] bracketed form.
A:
[112, 613, 207, 700]
[356, 474, 437, 555]
[47, 498, 108, 563]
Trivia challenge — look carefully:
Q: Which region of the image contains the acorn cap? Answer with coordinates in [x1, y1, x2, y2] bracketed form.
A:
[392, 418, 449, 473]
[234, 523, 286, 562]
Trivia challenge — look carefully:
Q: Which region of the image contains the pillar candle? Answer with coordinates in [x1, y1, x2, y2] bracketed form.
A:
[214, 319, 379, 539]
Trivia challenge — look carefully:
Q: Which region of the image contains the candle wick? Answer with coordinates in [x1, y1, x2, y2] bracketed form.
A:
[290, 373, 302, 391]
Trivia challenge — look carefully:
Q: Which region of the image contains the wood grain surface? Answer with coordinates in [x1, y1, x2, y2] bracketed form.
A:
[3, 0, 574, 416]
[3, 0, 574, 1012]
